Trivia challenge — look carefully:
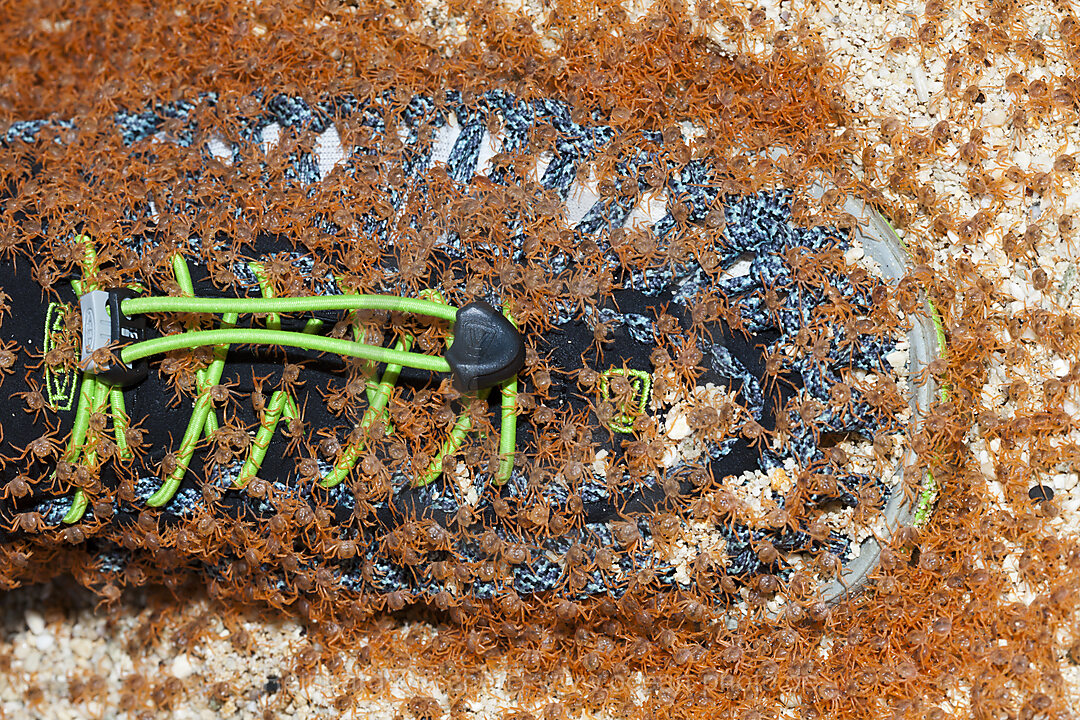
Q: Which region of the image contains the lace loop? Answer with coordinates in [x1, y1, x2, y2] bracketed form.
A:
[61, 244, 521, 520]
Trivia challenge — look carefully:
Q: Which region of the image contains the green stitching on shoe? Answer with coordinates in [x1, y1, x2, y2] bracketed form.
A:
[415, 386, 492, 488]
[248, 261, 282, 331]
[60, 377, 110, 524]
[416, 302, 519, 488]
[144, 311, 238, 508]
[120, 328, 451, 374]
[121, 294, 459, 321]
[120, 291, 456, 497]
[597, 368, 652, 433]
[43, 302, 77, 411]
[496, 376, 518, 485]
[224, 263, 322, 489]
[873, 210, 947, 531]
[61, 237, 105, 524]
[350, 318, 394, 426]
[79, 381, 112, 473]
[172, 254, 221, 438]
[320, 334, 414, 489]
[108, 386, 132, 461]
[61, 241, 523, 514]
[912, 296, 949, 528]
[495, 306, 518, 486]
[412, 291, 464, 489]
[236, 390, 289, 487]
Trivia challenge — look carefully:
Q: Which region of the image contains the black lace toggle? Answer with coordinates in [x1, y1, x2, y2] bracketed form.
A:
[445, 301, 525, 391]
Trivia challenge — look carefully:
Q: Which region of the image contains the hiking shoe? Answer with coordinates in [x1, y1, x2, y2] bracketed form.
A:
[0, 90, 941, 608]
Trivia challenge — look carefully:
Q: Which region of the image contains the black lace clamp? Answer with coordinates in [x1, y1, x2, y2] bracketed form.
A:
[445, 301, 525, 391]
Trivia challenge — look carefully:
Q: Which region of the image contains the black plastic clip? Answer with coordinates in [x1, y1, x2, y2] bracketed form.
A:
[80, 289, 148, 386]
[445, 301, 525, 391]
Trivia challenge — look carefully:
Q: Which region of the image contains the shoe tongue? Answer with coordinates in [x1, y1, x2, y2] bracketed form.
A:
[0, 260, 81, 468]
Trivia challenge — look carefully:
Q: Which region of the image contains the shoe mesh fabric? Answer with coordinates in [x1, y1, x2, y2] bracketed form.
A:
[0, 89, 912, 604]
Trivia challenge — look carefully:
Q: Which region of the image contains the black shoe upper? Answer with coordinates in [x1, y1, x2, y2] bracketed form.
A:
[0, 90, 907, 604]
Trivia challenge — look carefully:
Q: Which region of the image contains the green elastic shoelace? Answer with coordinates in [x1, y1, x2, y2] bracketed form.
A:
[60, 242, 519, 524]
